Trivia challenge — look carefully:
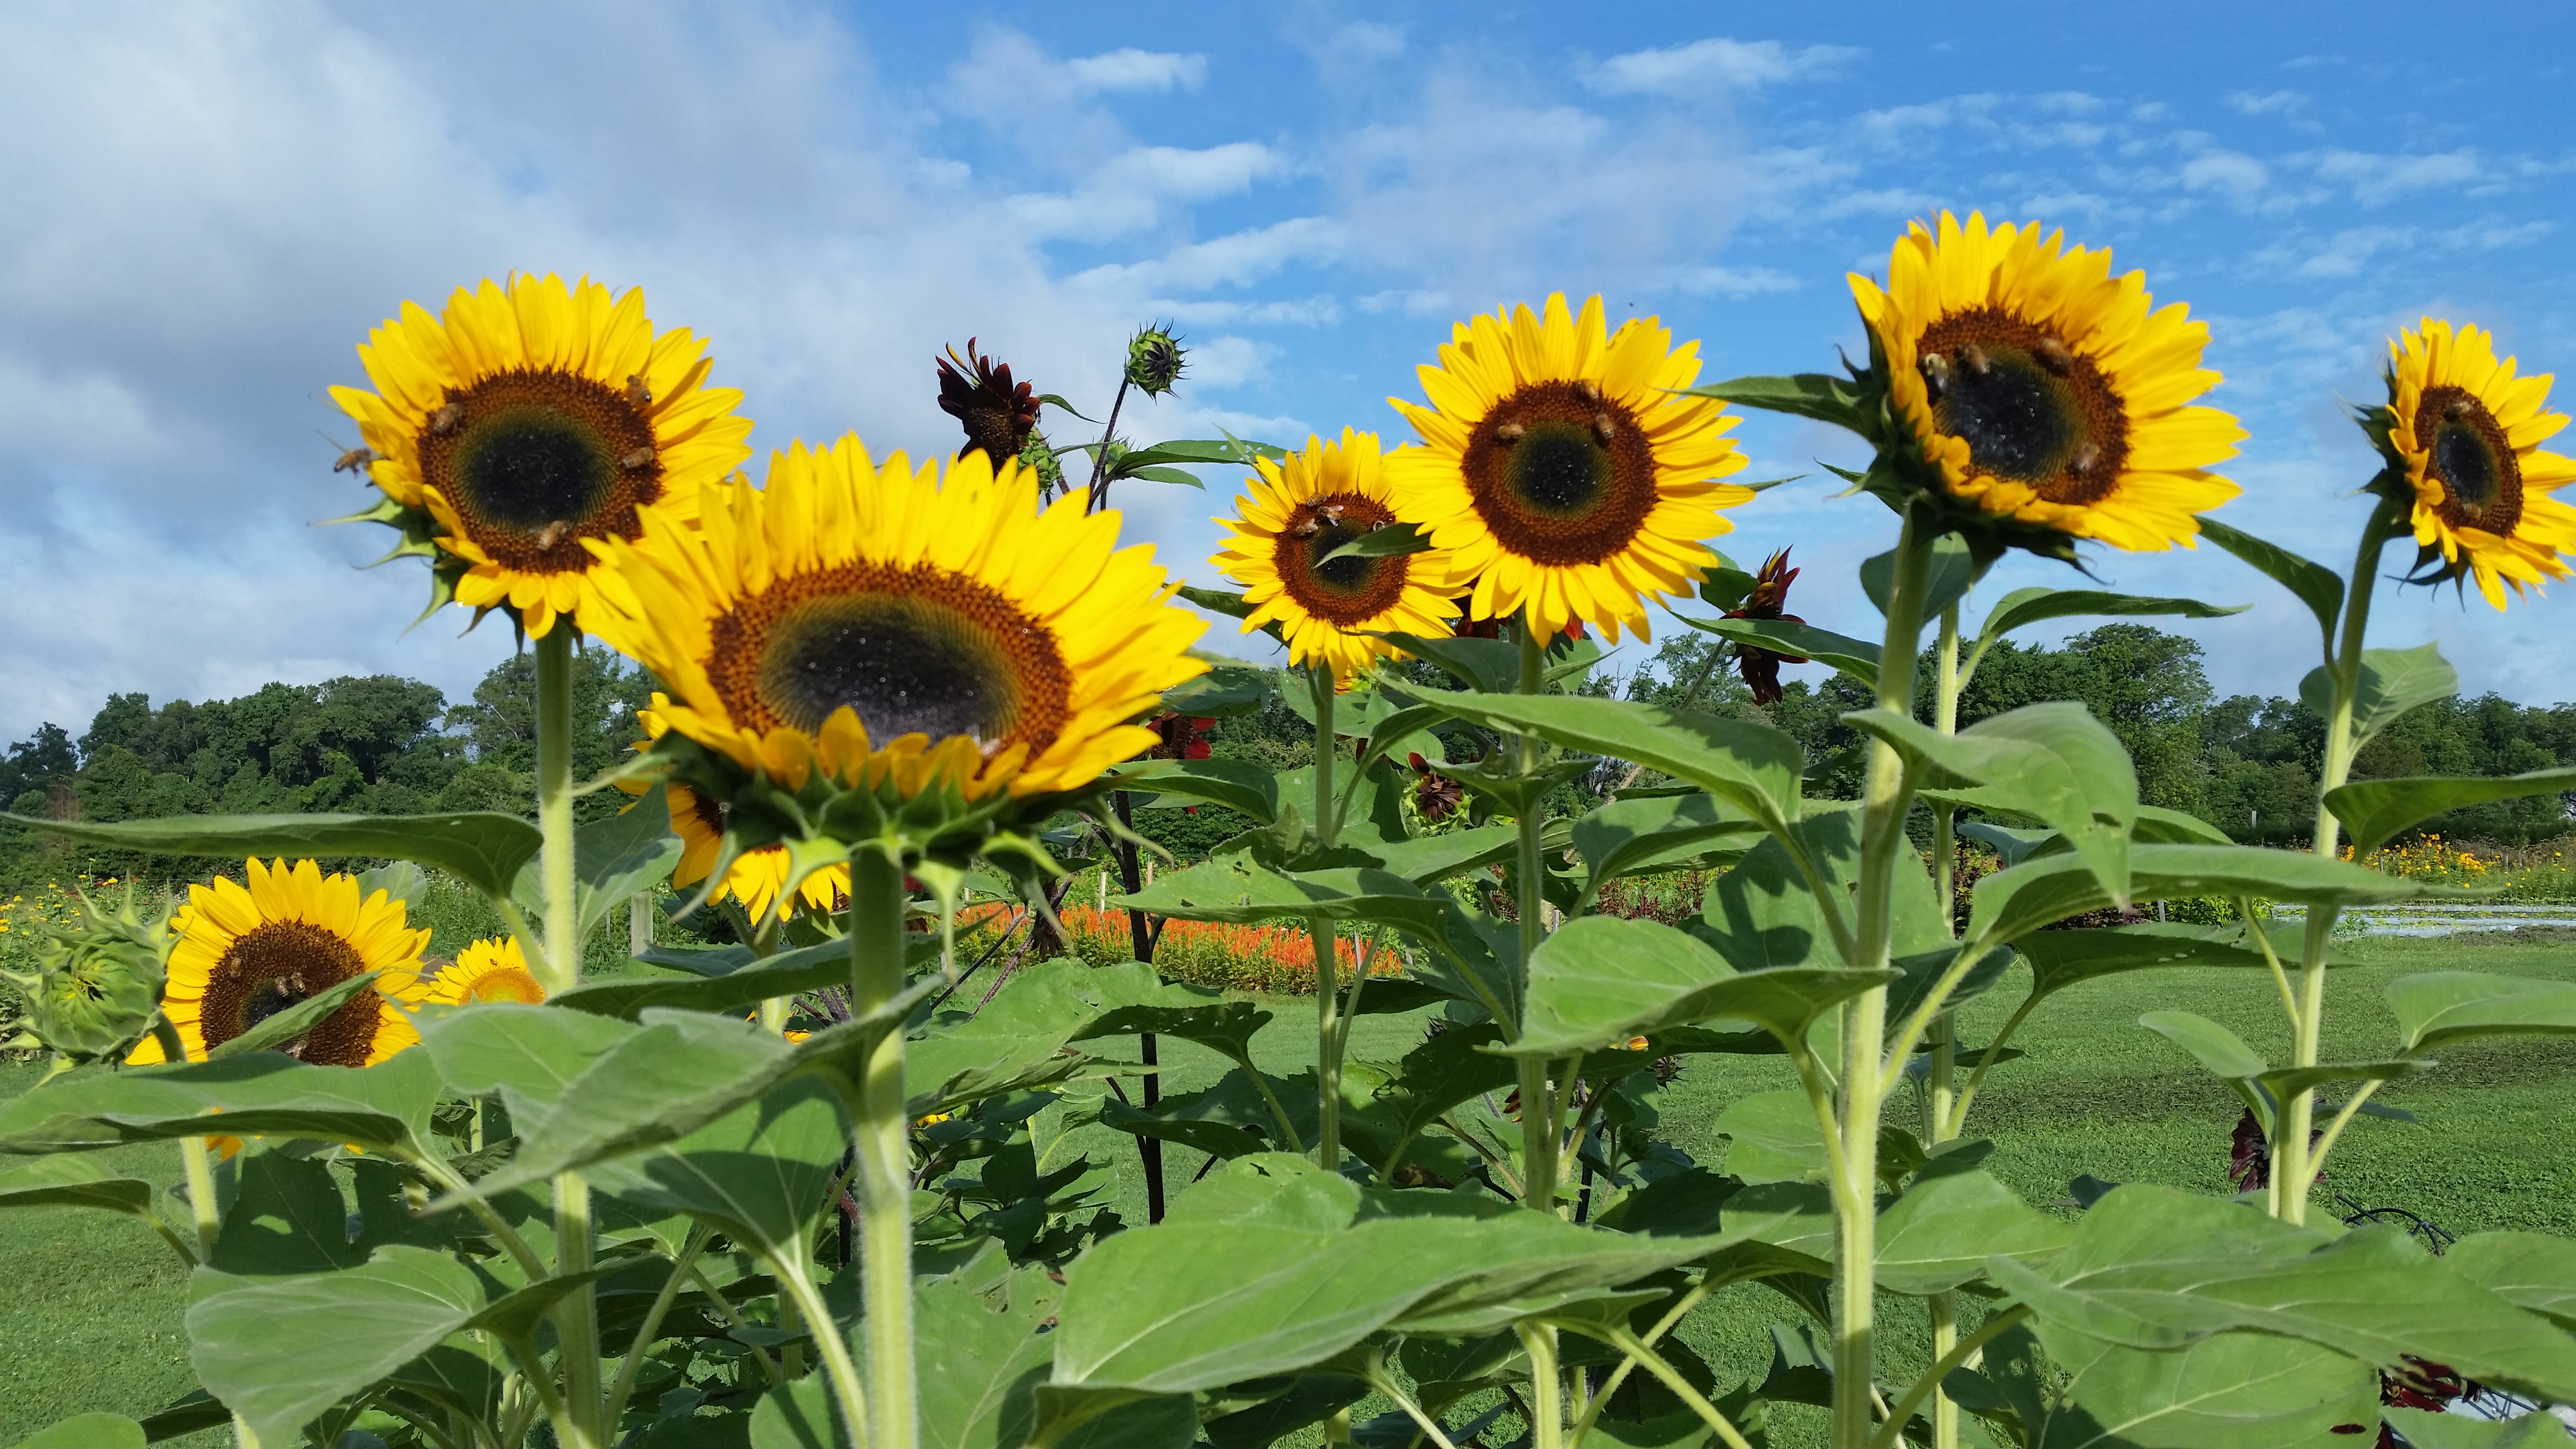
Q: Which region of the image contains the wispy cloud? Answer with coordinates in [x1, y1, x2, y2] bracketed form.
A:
[1588, 37, 1858, 96]
[1066, 48, 1208, 94]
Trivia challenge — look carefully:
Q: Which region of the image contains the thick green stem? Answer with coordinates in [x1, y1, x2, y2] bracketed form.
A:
[1309, 666, 1342, 1169]
[777, 1258, 872, 1449]
[550, 1173, 602, 1447]
[180, 1133, 222, 1259]
[848, 849, 918, 1448]
[1513, 619, 1560, 1213]
[531, 628, 604, 1446]
[1836, 510, 1935, 1449]
[1928, 602, 1964, 1449]
[1868, 1306, 2032, 1449]
[1516, 1320, 1564, 1449]
[2280, 502, 2399, 1224]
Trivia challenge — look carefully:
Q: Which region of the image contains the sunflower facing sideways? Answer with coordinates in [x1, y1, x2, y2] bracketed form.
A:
[2384, 319, 2576, 610]
[330, 274, 755, 636]
[632, 695, 851, 919]
[1386, 293, 1753, 643]
[127, 858, 433, 1067]
[584, 439, 1206, 812]
[1212, 428, 1461, 683]
[1851, 211, 2244, 553]
[428, 936, 547, 1006]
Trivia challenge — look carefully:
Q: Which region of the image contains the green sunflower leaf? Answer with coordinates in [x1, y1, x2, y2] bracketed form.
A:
[4, 811, 542, 902]
[186, 1244, 487, 1445]
[1159, 663, 1272, 718]
[1972, 585, 2248, 647]
[2387, 971, 2576, 1054]
[1847, 701, 2137, 908]
[2003, 1321, 2382, 1449]
[1873, 1169, 2070, 1296]
[1863, 531, 1978, 621]
[1315, 522, 1431, 565]
[0, 1155, 155, 1218]
[1966, 844, 2461, 948]
[0, 1050, 442, 1157]
[1682, 615, 1883, 690]
[2300, 642, 2460, 752]
[1510, 915, 1893, 1058]
[1374, 632, 1523, 694]
[12, 1413, 147, 1449]
[2325, 764, 2576, 858]
[1570, 790, 1762, 902]
[1686, 373, 1874, 436]
[2198, 518, 2346, 654]
[1107, 758, 1280, 824]
[509, 787, 682, 939]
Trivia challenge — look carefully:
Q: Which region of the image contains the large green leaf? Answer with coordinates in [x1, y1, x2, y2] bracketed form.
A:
[1108, 758, 1280, 824]
[2016, 923, 2321, 1004]
[2300, 643, 2459, 750]
[1570, 791, 1760, 902]
[1993, 1320, 2382, 1449]
[1973, 587, 2248, 648]
[13, 1414, 147, 1449]
[1512, 916, 1892, 1058]
[1115, 853, 1451, 937]
[1874, 1169, 2070, 1295]
[1699, 806, 1945, 968]
[419, 1002, 641, 1126]
[551, 937, 881, 1020]
[1863, 531, 1979, 623]
[1990, 1185, 2576, 1400]
[2326, 766, 2576, 857]
[2446, 1232, 2576, 1331]
[187, 1245, 487, 1445]
[915, 1263, 1059, 1449]
[11, 811, 541, 901]
[1685, 372, 1873, 433]
[1967, 844, 2458, 946]
[1339, 1024, 1515, 1175]
[1685, 616, 1882, 691]
[1714, 1090, 1828, 1184]
[2387, 971, 2576, 1053]
[1384, 684, 1804, 831]
[1361, 823, 1523, 887]
[584, 1078, 846, 1261]
[1378, 632, 1522, 694]
[0, 1154, 155, 1219]
[1849, 701, 2136, 906]
[2198, 519, 2344, 652]
[2138, 1011, 2270, 1080]
[0, 1051, 441, 1157]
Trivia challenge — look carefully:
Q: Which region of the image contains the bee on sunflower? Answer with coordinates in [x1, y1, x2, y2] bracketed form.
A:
[1211, 428, 1463, 684]
[1844, 211, 2244, 558]
[1386, 294, 1753, 642]
[330, 274, 754, 636]
[2371, 319, 2576, 609]
[127, 858, 433, 1067]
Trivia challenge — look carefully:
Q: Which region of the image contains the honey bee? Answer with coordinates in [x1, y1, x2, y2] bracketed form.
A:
[619, 447, 655, 471]
[624, 374, 652, 407]
[532, 520, 571, 550]
[429, 402, 466, 435]
[320, 433, 379, 474]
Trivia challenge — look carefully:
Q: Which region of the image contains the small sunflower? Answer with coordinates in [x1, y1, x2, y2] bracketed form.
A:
[127, 859, 432, 1067]
[331, 274, 755, 637]
[585, 439, 1206, 802]
[628, 702, 850, 920]
[428, 936, 547, 1006]
[1212, 428, 1462, 682]
[2386, 319, 2576, 609]
[1851, 211, 2244, 552]
[1386, 294, 1753, 642]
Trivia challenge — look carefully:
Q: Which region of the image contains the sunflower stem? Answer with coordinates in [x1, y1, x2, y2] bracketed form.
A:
[2278, 499, 2403, 1224]
[1929, 598, 1963, 1449]
[848, 847, 918, 1448]
[1085, 376, 1132, 508]
[549, 1172, 604, 1448]
[179, 1132, 222, 1258]
[1513, 618, 1559, 1214]
[1835, 508, 1934, 1449]
[1309, 663, 1342, 1170]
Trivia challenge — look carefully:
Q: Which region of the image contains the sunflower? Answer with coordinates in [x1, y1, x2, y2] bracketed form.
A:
[1385, 294, 1752, 642]
[628, 699, 850, 921]
[1212, 428, 1462, 682]
[428, 936, 547, 1006]
[2386, 319, 2576, 609]
[331, 274, 755, 637]
[127, 859, 432, 1067]
[1851, 211, 2244, 552]
[585, 439, 1207, 802]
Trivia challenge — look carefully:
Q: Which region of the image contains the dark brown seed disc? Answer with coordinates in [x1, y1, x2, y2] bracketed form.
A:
[2417, 385, 2524, 536]
[1916, 308, 2129, 506]
[416, 369, 660, 574]
[1272, 494, 1412, 626]
[197, 920, 378, 1065]
[705, 563, 1072, 755]
[1460, 381, 1658, 565]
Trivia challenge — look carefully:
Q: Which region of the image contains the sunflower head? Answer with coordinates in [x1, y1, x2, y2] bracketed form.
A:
[330, 274, 755, 637]
[1849, 212, 2244, 559]
[2374, 319, 2576, 610]
[936, 338, 1041, 467]
[1723, 547, 1809, 706]
[0, 881, 170, 1062]
[1125, 324, 1187, 397]
[586, 438, 1207, 859]
[127, 859, 434, 1068]
[1386, 294, 1753, 642]
[1212, 428, 1463, 683]
[431, 936, 547, 1006]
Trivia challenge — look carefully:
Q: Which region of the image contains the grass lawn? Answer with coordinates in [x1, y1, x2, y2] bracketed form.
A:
[4, 929, 2572, 1445]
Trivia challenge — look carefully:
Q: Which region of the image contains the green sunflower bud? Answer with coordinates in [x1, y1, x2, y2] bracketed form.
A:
[1124, 324, 1186, 397]
[1017, 429, 1066, 496]
[0, 884, 171, 1063]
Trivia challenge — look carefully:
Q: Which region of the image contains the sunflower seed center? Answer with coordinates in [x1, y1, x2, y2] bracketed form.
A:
[201, 919, 376, 1065]
[418, 369, 661, 575]
[1276, 494, 1407, 626]
[2419, 385, 2522, 535]
[1917, 309, 2128, 506]
[1461, 380, 1658, 565]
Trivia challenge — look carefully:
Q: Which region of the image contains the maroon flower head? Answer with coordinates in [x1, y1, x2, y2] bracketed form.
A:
[1146, 714, 1215, 761]
[936, 338, 1041, 467]
[1407, 751, 1465, 822]
[1724, 547, 1809, 705]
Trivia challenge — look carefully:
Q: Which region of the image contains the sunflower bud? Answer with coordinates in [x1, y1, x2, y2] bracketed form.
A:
[0, 883, 170, 1063]
[1124, 324, 1186, 397]
[1017, 430, 1066, 496]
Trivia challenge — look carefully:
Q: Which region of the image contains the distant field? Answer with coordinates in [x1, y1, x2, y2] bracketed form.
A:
[4, 929, 2570, 1445]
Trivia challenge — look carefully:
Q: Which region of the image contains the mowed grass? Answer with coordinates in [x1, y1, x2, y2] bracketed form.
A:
[4, 931, 2572, 1444]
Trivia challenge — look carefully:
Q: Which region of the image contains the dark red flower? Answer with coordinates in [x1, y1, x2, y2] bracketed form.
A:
[1724, 547, 1808, 706]
[2229, 1106, 2270, 1191]
[1145, 714, 1215, 761]
[1407, 751, 1465, 822]
[935, 338, 1041, 467]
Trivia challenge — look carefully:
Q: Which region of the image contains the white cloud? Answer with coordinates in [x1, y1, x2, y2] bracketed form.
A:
[2227, 89, 2307, 116]
[1590, 37, 1857, 96]
[2181, 149, 2270, 198]
[1066, 48, 1208, 95]
[2312, 148, 2484, 205]
[1670, 265, 1798, 298]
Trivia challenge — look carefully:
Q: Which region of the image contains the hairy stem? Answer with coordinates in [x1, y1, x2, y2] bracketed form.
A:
[1836, 509, 1934, 1449]
[1868, 1306, 2033, 1449]
[1084, 376, 1131, 506]
[1310, 665, 1342, 1170]
[1516, 1320, 1564, 1449]
[778, 1257, 872, 1449]
[531, 626, 605, 1446]
[1513, 619, 1562, 1212]
[179, 1132, 222, 1259]
[848, 849, 918, 1447]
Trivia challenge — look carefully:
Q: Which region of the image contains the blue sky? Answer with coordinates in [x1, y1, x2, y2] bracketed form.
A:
[2, 1, 2572, 744]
